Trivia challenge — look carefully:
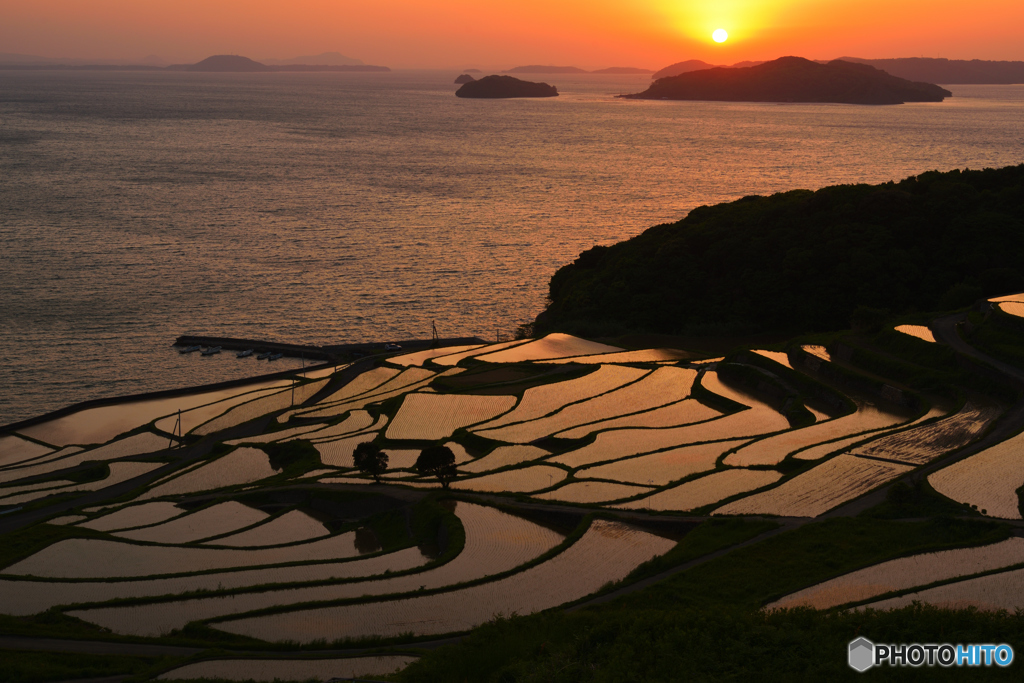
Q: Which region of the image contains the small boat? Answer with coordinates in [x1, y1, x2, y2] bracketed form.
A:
[256, 351, 273, 360]
[201, 346, 222, 356]
[237, 349, 254, 358]
[267, 352, 284, 361]
[178, 345, 201, 354]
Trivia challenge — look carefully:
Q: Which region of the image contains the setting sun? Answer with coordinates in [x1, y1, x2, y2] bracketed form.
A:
[712, 28, 729, 43]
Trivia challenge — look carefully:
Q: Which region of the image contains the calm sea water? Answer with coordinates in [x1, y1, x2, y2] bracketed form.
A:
[1, 70, 1023, 424]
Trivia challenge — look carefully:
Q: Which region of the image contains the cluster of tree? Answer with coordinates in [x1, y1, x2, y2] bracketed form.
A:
[353, 442, 458, 487]
[534, 164, 1024, 338]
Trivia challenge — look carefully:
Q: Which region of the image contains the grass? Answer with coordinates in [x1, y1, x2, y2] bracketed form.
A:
[0, 650, 175, 683]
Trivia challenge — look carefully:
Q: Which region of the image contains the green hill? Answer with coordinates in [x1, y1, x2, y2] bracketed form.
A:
[535, 164, 1024, 337]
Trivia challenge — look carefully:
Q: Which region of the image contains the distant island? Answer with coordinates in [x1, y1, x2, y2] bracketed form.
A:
[839, 57, 1024, 84]
[650, 59, 721, 79]
[454, 74, 475, 84]
[535, 164, 1024, 338]
[625, 57, 950, 105]
[166, 55, 389, 73]
[505, 65, 653, 75]
[456, 75, 558, 98]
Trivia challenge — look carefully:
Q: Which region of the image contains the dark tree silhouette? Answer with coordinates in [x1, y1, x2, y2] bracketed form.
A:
[416, 445, 458, 488]
[353, 441, 388, 482]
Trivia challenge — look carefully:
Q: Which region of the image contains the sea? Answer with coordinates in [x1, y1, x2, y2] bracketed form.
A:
[1, 70, 1023, 425]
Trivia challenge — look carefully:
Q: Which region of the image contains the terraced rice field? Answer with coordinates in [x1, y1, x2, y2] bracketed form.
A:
[452, 465, 566, 493]
[195, 380, 329, 435]
[550, 397, 788, 470]
[386, 393, 517, 440]
[206, 511, 329, 547]
[314, 434, 380, 468]
[139, 448, 278, 500]
[6, 529, 364, 579]
[156, 657, 418, 681]
[472, 365, 648, 432]
[793, 406, 947, 461]
[154, 386, 290, 436]
[432, 340, 531, 366]
[475, 367, 698, 444]
[289, 370, 461, 422]
[0, 480, 76, 501]
[615, 469, 782, 512]
[534, 481, 654, 504]
[212, 519, 675, 642]
[929, 428, 1024, 519]
[474, 334, 622, 364]
[724, 403, 906, 467]
[70, 503, 564, 636]
[540, 348, 691, 364]
[78, 502, 186, 532]
[0, 547, 430, 616]
[751, 350, 792, 368]
[0, 435, 51, 467]
[460, 445, 550, 473]
[0, 432, 172, 485]
[0, 462, 164, 507]
[224, 421, 325, 445]
[849, 401, 998, 465]
[861, 567, 1024, 613]
[999, 301, 1024, 318]
[555, 400, 721, 439]
[989, 293, 1024, 303]
[579, 440, 750, 487]
[715, 454, 912, 517]
[113, 502, 269, 544]
[23, 380, 291, 446]
[305, 414, 385, 443]
[769, 538, 1024, 610]
[895, 324, 936, 342]
[392, 345, 484, 366]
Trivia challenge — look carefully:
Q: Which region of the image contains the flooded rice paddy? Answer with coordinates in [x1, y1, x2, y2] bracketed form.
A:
[386, 393, 516, 440]
[929, 428, 1024, 519]
[616, 469, 782, 512]
[474, 333, 621, 363]
[579, 439, 750, 487]
[114, 502, 269, 544]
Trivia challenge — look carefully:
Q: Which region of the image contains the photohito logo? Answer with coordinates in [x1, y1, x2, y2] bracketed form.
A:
[849, 638, 1014, 671]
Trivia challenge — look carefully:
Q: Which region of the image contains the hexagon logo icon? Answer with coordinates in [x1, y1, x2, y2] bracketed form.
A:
[849, 637, 875, 672]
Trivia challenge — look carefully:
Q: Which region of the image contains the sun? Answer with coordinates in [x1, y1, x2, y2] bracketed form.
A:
[712, 28, 728, 43]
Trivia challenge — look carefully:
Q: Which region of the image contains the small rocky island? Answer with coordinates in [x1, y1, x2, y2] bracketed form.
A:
[456, 75, 558, 99]
[625, 56, 951, 105]
[454, 74, 475, 84]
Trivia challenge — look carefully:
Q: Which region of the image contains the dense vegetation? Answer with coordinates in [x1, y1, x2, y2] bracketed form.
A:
[535, 164, 1024, 337]
[455, 75, 558, 98]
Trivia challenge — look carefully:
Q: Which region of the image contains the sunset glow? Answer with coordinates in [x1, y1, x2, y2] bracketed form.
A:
[0, 0, 1022, 68]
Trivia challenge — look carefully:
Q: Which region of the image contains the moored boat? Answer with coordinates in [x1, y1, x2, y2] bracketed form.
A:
[237, 349, 254, 358]
[178, 345, 201, 354]
[201, 346, 222, 356]
[256, 351, 273, 360]
[267, 352, 284, 361]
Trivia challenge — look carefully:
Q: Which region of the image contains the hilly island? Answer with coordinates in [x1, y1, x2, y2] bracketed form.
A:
[627, 56, 951, 104]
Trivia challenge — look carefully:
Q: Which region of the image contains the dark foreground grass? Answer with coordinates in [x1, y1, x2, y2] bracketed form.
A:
[0, 650, 174, 683]
[397, 605, 1024, 683]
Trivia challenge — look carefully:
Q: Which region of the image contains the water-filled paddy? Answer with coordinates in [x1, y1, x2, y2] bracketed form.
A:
[770, 537, 1024, 610]
[716, 454, 911, 517]
[616, 469, 782, 512]
[541, 348, 692, 364]
[724, 403, 906, 467]
[792, 405, 947, 461]
[894, 324, 936, 342]
[392, 345, 484, 366]
[751, 350, 792, 368]
[474, 334, 621, 363]
[452, 465, 567, 493]
[114, 502, 269, 544]
[476, 367, 698, 444]
[460, 445, 550, 473]
[386, 393, 516, 440]
[432, 340, 531, 366]
[0, 547, 430, 616]
[153, 386, 289, 436]
[195, 380, 328, 435]
[285, 411, 378, 442]
[0, 432, 172, 485]
[473, 365, 647, 432]
[849, 401, 998, 465]
[862, 567, 1024, 613]
[929, 428, 1024, 519]
[580, 439, 750, 486]
[535, 480, 654, 504]
[0, 435, 51, 467]
[139, 448, 278, 500]
[0, 461, 163, 507]
[71, 502, 563, 636]
[555, 399, 720, 439]
[213, 519, 674, 642]
[78, 502, 185, 532]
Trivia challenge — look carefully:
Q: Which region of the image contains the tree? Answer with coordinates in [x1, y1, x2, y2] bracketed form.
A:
[416, 444, 458, 488]
[353, 441, 388, 482]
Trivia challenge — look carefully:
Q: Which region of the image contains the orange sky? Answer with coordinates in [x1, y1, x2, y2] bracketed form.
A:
[2, 0, 1022, 68]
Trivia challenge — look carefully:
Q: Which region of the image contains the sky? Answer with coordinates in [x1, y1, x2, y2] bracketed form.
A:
[2, 0, 1023, 69]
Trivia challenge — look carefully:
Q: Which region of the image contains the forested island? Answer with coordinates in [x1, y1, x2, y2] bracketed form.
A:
[626, 56, 950, 104]
[535, 164, 1024, 338]
[456, 75, 558, 98]
[165, 55, 390, 72]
